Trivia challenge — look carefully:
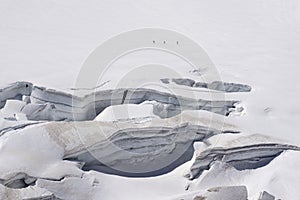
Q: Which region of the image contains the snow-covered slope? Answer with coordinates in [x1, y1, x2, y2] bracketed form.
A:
[1, 0, 300, 200]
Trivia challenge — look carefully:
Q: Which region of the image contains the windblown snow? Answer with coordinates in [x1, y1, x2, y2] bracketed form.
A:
[1, 0, 300, 200]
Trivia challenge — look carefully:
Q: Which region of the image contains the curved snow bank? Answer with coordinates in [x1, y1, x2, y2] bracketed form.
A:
[56, 114, 236, 176]
[188, 133, 300, 180]
[30, 85, 237, 120]
[189, 150, 300, 200]
[0, 82, 32, 109]
[161, 78, 252, 93]
[0, 110, 240, 199]
[0, 82, 239, 121]
[0, 112, 237, 181]
[188, 143, 300, 180]
[0, 126, 83, 187]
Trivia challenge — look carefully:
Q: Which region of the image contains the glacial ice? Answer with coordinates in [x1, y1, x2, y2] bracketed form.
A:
[189, 143, 300, 180]
[160, 78, 252, 93]
[0, 82, 238, 121]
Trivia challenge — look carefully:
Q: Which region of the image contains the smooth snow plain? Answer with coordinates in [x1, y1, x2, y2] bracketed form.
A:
[1, 0, 300, 200]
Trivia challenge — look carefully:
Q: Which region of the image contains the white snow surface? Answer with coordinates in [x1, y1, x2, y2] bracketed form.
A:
[1, 0, 300, 200]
